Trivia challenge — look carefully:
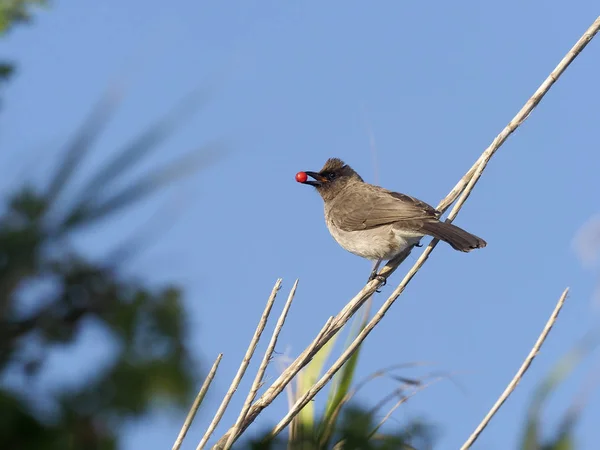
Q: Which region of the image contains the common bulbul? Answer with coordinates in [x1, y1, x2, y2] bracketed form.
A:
[296, 158, 486, 281]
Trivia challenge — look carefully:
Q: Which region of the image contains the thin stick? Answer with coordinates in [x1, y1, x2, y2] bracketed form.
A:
[321, 363, 429, 443]
[266, 14, 600, 439]
[270, 243, 437, 436]
[222, 280, 299, 450]
[172, 354, 223, 450]
[197, 279, 282, 449]
[268, 121, 550, 436]
[211, 15, 600, 448]
[437, 15, 600, 214]
[212, 316, 337, 448]
[459, 288, 570, 450]
[211, 285, 382, 447]
[369, 377, 442, 439]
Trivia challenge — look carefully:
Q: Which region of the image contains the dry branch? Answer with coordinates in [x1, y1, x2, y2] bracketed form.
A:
[172, 354, 223, 450]
[369, 376, 443, 439]
[210, 15, 600, 449]
[459, 288, 570, 449]
[222, 280, 299, 449]
[198, 279, 282, 449]
[239, 16, 600, 444]
[436, 15, 600, 215]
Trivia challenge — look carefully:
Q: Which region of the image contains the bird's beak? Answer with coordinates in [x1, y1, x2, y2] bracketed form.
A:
[302, 171, 327, 187]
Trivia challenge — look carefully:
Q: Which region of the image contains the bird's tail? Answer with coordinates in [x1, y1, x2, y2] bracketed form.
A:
[420, 221, 486, 252]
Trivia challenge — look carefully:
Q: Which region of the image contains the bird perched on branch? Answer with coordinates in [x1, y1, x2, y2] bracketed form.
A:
[296, 158, 486, 283]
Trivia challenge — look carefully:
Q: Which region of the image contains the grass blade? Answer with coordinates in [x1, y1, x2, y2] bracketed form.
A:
[64, 143, 221, 230]
[293, 334, 337, 443]
[45, 86, 123, 209]
[76, 89, 209, 204]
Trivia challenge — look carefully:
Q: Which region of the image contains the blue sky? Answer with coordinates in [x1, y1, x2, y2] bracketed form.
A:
[2, 1, 600, 449]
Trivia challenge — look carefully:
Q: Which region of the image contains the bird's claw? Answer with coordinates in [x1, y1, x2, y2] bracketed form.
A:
[415, 242, 423, 247]
[372, 275, 386, 293]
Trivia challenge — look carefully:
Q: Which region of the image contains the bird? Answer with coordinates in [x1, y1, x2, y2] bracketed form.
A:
[296, 157, 486, 283]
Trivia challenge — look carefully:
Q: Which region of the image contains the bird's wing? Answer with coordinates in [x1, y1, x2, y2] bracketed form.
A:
[332, 187, 440, 232]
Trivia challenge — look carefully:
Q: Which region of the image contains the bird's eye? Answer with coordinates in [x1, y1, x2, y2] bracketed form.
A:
[327, 172, 336, 180]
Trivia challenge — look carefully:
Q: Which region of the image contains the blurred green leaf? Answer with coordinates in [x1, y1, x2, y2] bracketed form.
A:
[0, 0, 47, 35]
[76, 89, 209, 203]
[291, 334, 337, 445]
[1, 73, 208, 450]
[0, 3, 216, 450]
[318, 301, 371, 447]
[63, 142, 220, 231]
[45, 88, 122, 210]
[542, 434, 575, 450]
[247, 405, 433, 450]
[0, 61, 14, 83]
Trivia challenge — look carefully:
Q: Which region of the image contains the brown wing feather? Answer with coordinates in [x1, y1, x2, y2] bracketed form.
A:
[331, 185, 440, 232]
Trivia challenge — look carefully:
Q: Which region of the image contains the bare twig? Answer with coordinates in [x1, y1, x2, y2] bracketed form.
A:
[211, 15, 600, 448]
[460, 287, 570, 449]
[263, 14, 600, 440]
[321, 363, 430, 443]
[222, 280, 299, 450]
[198, 279, 282, 449]
[369, 384, 417, 417]
[271, 149, 494, 435]
[370, 396, 408, 438]
[173, 354, 223, 450]
[438, 29, 600, 212]
[267, 141, 554, 438]
[369, 377, 443, 439]
[211, 283, 384, 447]
[269, 246, 440, 436]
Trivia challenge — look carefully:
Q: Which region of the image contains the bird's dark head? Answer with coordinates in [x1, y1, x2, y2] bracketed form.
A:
[296, 158, 363, 201]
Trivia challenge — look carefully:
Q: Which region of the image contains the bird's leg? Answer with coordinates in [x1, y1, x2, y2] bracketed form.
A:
[368, 259, 386, 293]
[368, 259, 382, 281]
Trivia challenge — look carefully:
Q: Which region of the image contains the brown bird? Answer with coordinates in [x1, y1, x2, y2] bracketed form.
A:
[296, 158, 486, 282]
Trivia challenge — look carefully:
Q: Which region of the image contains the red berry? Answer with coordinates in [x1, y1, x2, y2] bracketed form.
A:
[295, 171, 308, 183]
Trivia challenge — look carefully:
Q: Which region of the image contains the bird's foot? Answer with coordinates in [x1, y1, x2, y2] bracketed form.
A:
[368, 274, 386, 293]
[415, 242, 423, 247]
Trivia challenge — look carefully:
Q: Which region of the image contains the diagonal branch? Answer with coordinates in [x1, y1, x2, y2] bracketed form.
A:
[173, 354, 223, 450]
[198, 279, 282, 449]
[211, 15, 600, 449]
[459, 288, 570, 449]
[222, 280, 299, 449]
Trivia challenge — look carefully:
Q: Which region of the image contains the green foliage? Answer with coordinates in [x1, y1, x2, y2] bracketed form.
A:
[0, 0, 48, 91]
[0, 0, 47, 35]
[0, 61, 13, 83]
[248, 405, 434, 450]
[319, 304, 370, 447]
[293, 330, 337, 440]
[281, 297, 434, 450]
[0, 71, 215, 449]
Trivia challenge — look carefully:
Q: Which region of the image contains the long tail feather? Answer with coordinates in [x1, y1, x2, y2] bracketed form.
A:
[420, 221, 486, 252]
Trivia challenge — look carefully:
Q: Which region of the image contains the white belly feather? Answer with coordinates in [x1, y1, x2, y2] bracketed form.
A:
[326, 219, 423, 261]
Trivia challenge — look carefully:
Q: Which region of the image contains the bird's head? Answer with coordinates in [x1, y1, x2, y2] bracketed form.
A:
[296, 158, 363, 201]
